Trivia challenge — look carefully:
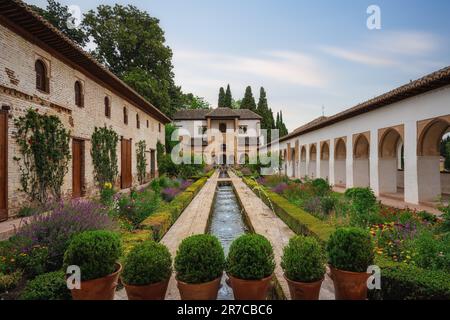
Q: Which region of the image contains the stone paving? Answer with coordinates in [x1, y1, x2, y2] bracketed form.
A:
[228, 171, 335, 300]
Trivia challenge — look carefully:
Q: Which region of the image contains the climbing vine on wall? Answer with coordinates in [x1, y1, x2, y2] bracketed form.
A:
[13, 109, 71, 204]
[91, 126, 119, 189]
[136, 140, 147, 185]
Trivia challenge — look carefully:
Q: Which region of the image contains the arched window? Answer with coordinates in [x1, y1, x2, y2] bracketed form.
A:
[136, 113, 140, 129]
[104, 97, 111, 118]
[123, 107, 128, 124]
[74, 81, 83, 107]
[35, 59, 49, 92]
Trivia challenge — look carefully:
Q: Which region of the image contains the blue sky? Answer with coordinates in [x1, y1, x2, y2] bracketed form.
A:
[26, 0, 450, 131]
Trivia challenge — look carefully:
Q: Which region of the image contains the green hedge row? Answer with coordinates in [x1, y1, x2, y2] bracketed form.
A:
[243, 177, 450, 300]
[122, 172, 213, 255]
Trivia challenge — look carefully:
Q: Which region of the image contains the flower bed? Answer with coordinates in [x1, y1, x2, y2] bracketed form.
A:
[242, 175, 450, 300]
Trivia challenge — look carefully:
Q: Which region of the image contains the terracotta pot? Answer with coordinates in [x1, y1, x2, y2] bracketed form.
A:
[71, 263, 122, 300]
[284, 275, 324, 300]
[228, 274, 273, 300]
[177, 277, 221, 300]
[329, 266, 370, 300]
[123, 278, 169, 300]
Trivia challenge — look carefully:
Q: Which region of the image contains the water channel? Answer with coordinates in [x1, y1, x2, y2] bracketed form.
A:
[208, 181, 248, 300]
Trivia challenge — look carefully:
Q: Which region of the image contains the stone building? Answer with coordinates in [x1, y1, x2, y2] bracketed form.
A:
[173, 107, 262, 165]
[0, 1, 171, 220]
[262, 66, 450, 207]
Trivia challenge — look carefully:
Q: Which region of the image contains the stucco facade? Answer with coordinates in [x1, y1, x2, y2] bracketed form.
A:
[264, 68, 450, 207]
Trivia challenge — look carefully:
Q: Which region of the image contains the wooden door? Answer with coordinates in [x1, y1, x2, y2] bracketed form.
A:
[150, 149, 156, 179]
[0, 111, 7, 221]
[72, 139, 84, 198]
[121, 139, 132, 189]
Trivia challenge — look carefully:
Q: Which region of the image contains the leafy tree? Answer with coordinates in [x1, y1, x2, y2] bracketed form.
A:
[257, 87, 276, 142]
[182, 93, 210, 109]
[29, 0, 89, 47]
[231, 99, 242, 109]
[136, 140, 147, 185]
[91, 126, 119, 189]
[83, 4, 176, 116]
[164, 124, 179, 154]
[13, 109, 71, 204]
[224, 84, 233, 108]
[218, 87, 226, 108]
[240, 86, 256, 111]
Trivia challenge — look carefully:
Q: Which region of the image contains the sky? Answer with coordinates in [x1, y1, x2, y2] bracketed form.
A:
[26, 0, 450, 131]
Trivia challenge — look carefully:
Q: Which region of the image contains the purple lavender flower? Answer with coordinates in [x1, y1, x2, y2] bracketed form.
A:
[161, 187, 180, 202]
[271, 183, 288, 194]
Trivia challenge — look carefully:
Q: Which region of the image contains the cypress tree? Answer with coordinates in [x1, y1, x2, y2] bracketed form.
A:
[218, 87, 225, 108]
[279, 110, 288, 136]
[240, 86, 256, 111]
[224, 84, 232, 108]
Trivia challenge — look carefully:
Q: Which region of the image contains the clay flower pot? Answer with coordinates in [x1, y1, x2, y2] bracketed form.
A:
[177, 277, 221, 300]
[123, 278, 169, 300]
[71, 263, 122, 300]
[329, 266, 370, 300]
[228, 274, 273, 300]
[284, 275, 324, 300]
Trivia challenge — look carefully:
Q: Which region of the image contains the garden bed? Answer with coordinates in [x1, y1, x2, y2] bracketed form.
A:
[242, 175, 450, 300]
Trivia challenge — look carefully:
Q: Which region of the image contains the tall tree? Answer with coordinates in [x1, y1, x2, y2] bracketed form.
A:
[29, 0, 89, 46]
[224, 84, 233, 108]
[218, 87, 226, 107]
[257, 87, 274, 142]
[278, 110, 288, 136]
[240, 86, 257, 111]
[83, 5, 176, 116]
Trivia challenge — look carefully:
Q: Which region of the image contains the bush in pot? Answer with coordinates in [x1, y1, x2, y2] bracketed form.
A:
[281, 235, 326, 300]
[63, 230, 122, 300]
[226, 234, 275, 300]
[121, 241, 172, 300]
[326, 227, 374, 300]
[174, 234, 225, 300]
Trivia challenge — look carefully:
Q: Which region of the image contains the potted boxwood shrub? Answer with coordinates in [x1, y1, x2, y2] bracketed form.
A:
[226, 234, 275, 300]
[121, 241, 172, 300]
[281, 235, 326, 300]
[174, 234, 225, 300]
[326, 227, 374, 300]
[63, 230, 122, 300]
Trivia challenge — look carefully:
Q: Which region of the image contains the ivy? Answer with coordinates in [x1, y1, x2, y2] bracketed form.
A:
[91, 126, 119, 189]
[136, 140, 147, 185]
[13, 109, 71, 204]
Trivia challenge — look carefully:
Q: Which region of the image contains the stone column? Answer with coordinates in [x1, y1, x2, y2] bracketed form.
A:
[370, 128, 380, 196]
[404, 121, 419, 204]
[346, 135, 354, 188]
[329, 139, 335, 185]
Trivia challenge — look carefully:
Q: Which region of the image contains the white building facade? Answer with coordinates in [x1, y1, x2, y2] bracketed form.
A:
[173, 108, 262, 165]
[265, 67, 450, 206]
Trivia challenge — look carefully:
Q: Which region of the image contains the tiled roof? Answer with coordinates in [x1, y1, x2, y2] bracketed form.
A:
[0, 0, 171, 123]
[280, 65, 450, 142]
[173, 107, 262, 120]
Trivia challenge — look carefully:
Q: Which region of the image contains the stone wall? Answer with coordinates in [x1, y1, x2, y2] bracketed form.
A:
[0, 23, 166, 217]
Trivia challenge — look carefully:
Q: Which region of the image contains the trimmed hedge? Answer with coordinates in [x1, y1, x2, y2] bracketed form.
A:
[243, 176, 450, 300]
[243, 177, 334, 243]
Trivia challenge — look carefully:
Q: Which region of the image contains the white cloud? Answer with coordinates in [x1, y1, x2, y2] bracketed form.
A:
[320, 31, 441, 68]
[173, 49, 330, 88]
[320, 46, 396, 66]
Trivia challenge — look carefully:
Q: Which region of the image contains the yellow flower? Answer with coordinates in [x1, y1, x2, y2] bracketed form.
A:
[104, 182, 113, 189]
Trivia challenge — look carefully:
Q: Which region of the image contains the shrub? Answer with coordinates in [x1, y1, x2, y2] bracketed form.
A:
[15, 244, 49, 278]
[100, 182, 115, 207]
[327, 227, 374, 272]
[15, 200, 114, 270]
[90, 126, 119, 189]
[320, 195, 336, 216]
[117, 189, 160, 229]
[122, 241, 172, 286]
[63, 230, 122, 281]
[175, 234, 225, 284]
[20, 271, 71, 300]
[161, 187, 180, 202]
[0, 241, 18, 274]
[0, 271, 22, 293]
[311, 178, 331, 196]
[344, 188, 381, 227]
[271, 183, 288, 194]
[410, 231, 450, 273]
[439, 203, 450, 233]
[227, 234, 275, 280]
[281, 236, 326, 282]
